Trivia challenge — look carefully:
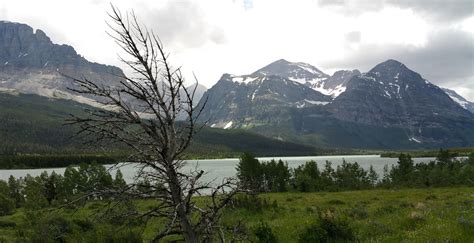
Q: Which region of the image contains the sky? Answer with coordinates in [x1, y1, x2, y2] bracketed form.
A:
[1, 0, 473, 100]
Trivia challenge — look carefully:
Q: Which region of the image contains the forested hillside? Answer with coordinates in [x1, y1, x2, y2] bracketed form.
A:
[0, 92, 320, 159]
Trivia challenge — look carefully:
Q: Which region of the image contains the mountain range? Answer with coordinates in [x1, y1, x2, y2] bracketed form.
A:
[0, 21, 316, 156]
[1, 21, 473, 151]
[197, 59, 474, 149]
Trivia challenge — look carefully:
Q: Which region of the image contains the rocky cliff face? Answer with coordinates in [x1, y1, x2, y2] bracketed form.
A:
[0, 21, 124, 106]
[198, 71, 332, 129]
[316, 59, 474, 147]
[328, 60, 471, 125]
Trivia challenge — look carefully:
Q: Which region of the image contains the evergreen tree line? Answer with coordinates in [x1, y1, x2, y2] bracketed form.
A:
[237, 150, 474, 193]
[0, 154, 119, 169]
[0, 163, 131, 215]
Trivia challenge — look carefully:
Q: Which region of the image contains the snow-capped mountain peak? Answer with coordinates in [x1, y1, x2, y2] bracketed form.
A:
[251, 59, 362, 98]
[252, 59, 329, 82]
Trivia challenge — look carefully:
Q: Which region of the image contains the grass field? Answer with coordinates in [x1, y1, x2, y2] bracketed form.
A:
[0, 187, 473, 242]
[220, 187, 474, 242]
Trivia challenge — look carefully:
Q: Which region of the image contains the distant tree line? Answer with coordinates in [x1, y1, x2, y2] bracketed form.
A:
[382, 150, 474, 188]
[237, 150, 474, 193]
[0, 154, 121, 169]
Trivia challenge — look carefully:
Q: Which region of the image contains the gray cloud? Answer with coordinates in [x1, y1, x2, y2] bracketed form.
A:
[137, 0, 227, 50]
[387, 0, 473, 22]
[324, 29, 474, 100]
[318, 0, 473, 22]
[0, 5, 7, 17]
[345, 31, 361, 43]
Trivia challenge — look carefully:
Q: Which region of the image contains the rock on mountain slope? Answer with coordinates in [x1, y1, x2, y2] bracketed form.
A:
[200, 59, 474, 149]
[0, 21, 124, 107]
[442, 88, 474, 114]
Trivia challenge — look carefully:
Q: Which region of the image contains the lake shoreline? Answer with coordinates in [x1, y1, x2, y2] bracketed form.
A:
[0, 154, 382, 170]
[0, 155, 442, 185]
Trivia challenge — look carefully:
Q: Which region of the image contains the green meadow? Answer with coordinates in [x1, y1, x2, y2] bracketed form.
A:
[0, 187, 472, 242]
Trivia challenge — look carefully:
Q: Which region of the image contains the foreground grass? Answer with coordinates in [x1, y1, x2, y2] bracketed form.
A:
[0, 187, 473, 242]
[220, 187, 474, 242]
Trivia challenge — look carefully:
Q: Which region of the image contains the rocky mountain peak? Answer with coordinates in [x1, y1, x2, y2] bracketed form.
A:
[368, 59, 421, 83]
[252, 59, 329, 82]
[0, 21, 125, 108]
[186, 83, 208, 104]
[0, 21, 121, 74]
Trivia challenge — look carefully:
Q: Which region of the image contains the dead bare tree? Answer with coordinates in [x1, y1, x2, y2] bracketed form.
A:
[67, 5, 238, 242]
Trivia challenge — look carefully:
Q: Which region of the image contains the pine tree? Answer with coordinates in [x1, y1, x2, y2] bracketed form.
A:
[368, 165, 378, 187]
[114, 169, 127, 189]
[236, 153, 263, 192]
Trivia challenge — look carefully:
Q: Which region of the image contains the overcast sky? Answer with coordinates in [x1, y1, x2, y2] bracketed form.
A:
[1, 0, 473, 100]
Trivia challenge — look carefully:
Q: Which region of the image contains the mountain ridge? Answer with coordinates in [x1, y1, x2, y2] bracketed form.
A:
[1, 21, 472, 150]
[198, 58, 474, 149]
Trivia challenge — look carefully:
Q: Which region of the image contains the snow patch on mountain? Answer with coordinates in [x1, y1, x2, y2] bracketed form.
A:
[292, 62, 326, 76]
[305, 99, 330, 105]
[450, 95, 468, 107]
[328, 84, 347, 98]
[442, 87, 474, 113]
[409, 137, 422, 143]
[224, 121, 233, 129]
[230, 75, 260, 84]
[296, 99, 330, 108]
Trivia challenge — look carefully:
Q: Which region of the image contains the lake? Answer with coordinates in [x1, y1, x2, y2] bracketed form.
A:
[0, 155, 439, 184]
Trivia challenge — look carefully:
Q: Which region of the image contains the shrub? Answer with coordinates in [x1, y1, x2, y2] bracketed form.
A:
[0, 220, 16, 227]
[28, 213, 73, 242]
[346, 205, 368, 220]
[364, 220, 392, 238]
[458, 215, 474, 233]
[253, 222, 278, 243]
[374, 205, 398, 216]
[0, 194, 15, 216]
[72, 218, 94, 231]
[401, 211, 426, 230]
[82, 224, 143, 242]
[327, 199, 345, 205]
[298, 209, 355, 242]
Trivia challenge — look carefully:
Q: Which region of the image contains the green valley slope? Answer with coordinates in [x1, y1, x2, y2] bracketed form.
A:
[0, 92, 321, 157]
